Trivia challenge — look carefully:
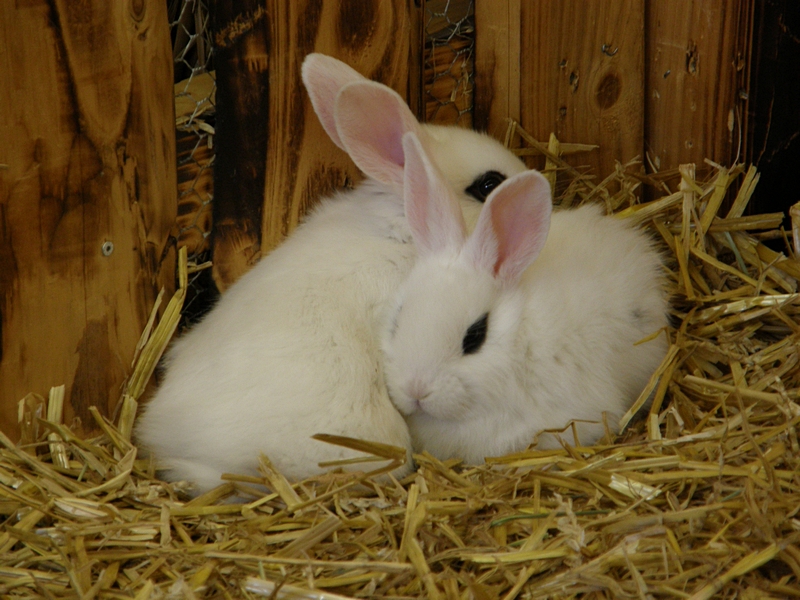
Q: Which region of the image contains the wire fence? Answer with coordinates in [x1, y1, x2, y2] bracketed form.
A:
[423, 0, 475, 127]
[169, 0, 217, 325]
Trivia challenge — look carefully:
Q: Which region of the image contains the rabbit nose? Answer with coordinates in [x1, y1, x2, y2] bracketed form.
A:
[407, 380, 430, 406]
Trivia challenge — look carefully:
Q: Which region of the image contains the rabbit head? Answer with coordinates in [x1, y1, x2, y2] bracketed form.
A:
[302, 53, 528, 220]
[382, 132, 553, 457]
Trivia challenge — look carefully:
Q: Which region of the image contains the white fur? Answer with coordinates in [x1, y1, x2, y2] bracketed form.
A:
[383, 136, 669, 464]
[134, 54, 528, 495]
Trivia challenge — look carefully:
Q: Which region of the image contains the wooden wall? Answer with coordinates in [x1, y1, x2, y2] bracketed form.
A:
[210, 0, 419, 291]
[476, 0, 754, 182]
[0, 0, 770, 439]
[186, 0, 796, 287]
[211, 0, 757, 293]
[0, 1, 177, 439]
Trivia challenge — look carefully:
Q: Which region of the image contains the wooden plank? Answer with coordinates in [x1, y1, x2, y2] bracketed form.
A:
[474, 0, 521, 139]
[0, 0, 176, 439]
[645, 0, 753, 174]
[408, 0, 425, 120]
[210, 0, 413, 291]
[518, 0, 645, 180]
[209, 1, 269, 291]
[261, 0, 412, 260]
[211, 0, 270, 290]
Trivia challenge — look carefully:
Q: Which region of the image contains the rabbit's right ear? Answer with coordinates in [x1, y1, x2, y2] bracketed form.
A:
[402, 132, 467, 256]
[301, 54, 367, 150]
[466, 171, 552, 285]
[335, 81, 424, 190]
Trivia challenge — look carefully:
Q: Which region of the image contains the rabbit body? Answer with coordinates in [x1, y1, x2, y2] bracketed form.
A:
[136, 182, 417, 492]
[135, 53, 529, 494]
[384, 134, 669, 464]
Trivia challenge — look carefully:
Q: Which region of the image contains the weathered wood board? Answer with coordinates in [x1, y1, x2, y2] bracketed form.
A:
[645, 0, 753, 173]
[476, 0, 753, 182]
[0, 0, 176, 439]
[477, 0, 645, 179]
[211, 0, 414, 291]
[474, 0, 521, 138]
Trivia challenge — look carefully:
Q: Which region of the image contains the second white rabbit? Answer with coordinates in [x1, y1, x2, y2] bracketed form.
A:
[383, 132, 669, 463]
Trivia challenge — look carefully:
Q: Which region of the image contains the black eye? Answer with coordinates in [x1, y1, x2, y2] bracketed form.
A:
[462, 313, 489, 355]
[465, 171, 506, 202]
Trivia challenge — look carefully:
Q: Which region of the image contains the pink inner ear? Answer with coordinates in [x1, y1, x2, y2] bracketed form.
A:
[403, 132, 466, 255]
[493, 173, 552, 281]
[334, 81, 422, 189]
[468, 171, 552, 283]
[301, 54, 366, 150]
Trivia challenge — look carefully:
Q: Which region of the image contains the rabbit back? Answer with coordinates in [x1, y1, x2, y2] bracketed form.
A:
[516, 205, 668, 443]
[383, 143, 669, 463]
[135, 187, 417, 489]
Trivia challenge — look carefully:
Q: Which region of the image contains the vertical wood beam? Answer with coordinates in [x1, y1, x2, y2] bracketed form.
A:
[211, 0, 413, 290]
[518, 1, 645, 179]
[0, 0, 176, 439]
[474, 0, 521, 139]
[645, 0, 754, 173]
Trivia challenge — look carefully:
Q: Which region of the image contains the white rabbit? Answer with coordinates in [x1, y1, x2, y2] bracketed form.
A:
[134, 54, 529, 495]
[383, 132, 669, 464]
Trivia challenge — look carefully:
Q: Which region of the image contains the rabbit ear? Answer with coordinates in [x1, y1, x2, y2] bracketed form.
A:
[334, 81, 424, 190]
[301, 53, 367, 150]
[402, 132, 467, 255]
[466, 171, 552, 285]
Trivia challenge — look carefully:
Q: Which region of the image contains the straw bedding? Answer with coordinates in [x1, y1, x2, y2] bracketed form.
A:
[2, 125, 800, 599]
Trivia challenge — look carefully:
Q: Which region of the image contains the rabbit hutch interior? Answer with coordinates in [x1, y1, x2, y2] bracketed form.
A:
[2, 0, 800, 598]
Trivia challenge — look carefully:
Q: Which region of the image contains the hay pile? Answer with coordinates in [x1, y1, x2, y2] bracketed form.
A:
[2, 126, 800, 599]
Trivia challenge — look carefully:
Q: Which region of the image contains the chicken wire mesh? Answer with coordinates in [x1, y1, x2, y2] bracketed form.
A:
[424, 0, 475, 127]
[169, 0, 218, 325]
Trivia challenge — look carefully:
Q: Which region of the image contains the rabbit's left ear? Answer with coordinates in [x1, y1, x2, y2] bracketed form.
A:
[334, 81, 424, 191]
[402, 132, 467, 256]
[302, 53, 367, 150]
[466, 171, 552, 284]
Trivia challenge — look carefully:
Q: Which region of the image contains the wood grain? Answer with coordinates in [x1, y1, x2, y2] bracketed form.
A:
[474, 0, 521, 139]
[645, 0, 753, 174]
[0, 1, 176, 439]
[209, 1, 269, 290]
[518, 0, 645, 179]
[210, 0, 413, 291]
[408, 0, 425, 121]
[262, 0, 411, 257]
